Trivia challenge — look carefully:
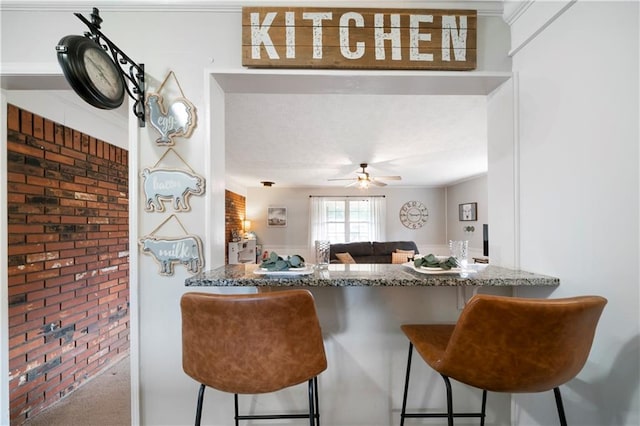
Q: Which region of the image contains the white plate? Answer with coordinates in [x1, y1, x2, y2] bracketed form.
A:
[403, 262, 470, 275]
[254, 266, 314, 276]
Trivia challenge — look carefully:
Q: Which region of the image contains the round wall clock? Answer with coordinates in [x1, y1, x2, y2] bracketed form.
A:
[56, 35, 125, 110]
[399, 201, 429, 229]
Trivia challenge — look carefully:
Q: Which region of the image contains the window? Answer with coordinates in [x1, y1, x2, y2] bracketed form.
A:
[309, 197, 386, 244]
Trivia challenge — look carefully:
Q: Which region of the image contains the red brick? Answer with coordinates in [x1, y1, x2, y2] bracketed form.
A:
[8, 243, 44, 256]
[60, 146, 87, 161]
[45, 257, 74, 270]
[8, 104, 20, 130]
[27, 215, 61, 224]
[8, 171, 26, 183]
[59, 198, 86, 207]
[73, 131, 82, 151]
[10, 337, 45, 358]
[26, 304, 62, 321]
[27, 286, 60, 302]
[44, 151, 75, 166]
[8, 182, 44, 195]
[7, 140, 44, 159]
[55, 123, 66, 145]
[44, 119, 55, 143]
[26, 269, 60, 282]
[27, 234, 59, 244]
[45, 291, 76, 306]
[7, 193, 26, 204]
[20, 110, 33, 135]
[8, 277, 42, 294]
[46, 241, 75, 251]
[27, 340, 61, 362]
[59, 181, 86, 192]
[33, 114, 44, 139]
[8, 264, 45, 280]
[9, 318, 43, 338]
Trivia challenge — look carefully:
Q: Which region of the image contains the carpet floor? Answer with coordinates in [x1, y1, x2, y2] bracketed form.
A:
[25, 356, 131, 426]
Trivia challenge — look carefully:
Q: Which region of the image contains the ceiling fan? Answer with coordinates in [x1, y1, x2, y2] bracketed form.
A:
[328, 163, 402, 188]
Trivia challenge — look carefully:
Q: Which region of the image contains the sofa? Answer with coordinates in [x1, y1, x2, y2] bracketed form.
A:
[329, 241, 419, 264]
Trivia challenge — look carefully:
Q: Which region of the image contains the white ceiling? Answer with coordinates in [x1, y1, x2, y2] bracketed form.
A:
[220, 71, 508, 189]
[226, 93, 488, 188]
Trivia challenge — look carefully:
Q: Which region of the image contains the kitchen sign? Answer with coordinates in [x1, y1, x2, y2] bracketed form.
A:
[242, 7, 476, 70]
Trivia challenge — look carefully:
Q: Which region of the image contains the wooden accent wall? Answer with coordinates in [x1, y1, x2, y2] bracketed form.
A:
[224, 190, 246, 263]
[6, 104, 130, 423]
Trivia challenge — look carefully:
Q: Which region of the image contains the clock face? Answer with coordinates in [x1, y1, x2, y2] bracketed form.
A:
[399, 201, 429, 229]
[83, 48, 124, 101]
[56, 35, 125, 110]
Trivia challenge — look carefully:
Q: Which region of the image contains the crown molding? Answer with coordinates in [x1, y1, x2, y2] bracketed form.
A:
[502, 0, 534, 25]
[0, 0, 505, 16]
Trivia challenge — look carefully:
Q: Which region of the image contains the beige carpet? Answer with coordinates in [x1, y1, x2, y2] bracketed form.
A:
[25, 356, 131, 426]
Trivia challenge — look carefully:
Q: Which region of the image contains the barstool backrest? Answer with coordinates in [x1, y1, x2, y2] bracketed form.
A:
[181, 290, 327, 394]
[437, 294, 607, 393]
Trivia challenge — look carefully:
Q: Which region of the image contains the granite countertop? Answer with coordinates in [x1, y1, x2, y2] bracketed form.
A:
[184, 263, 560, 287]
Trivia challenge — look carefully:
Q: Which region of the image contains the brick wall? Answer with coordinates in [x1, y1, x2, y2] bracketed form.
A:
[6, 104, 130, 424]
[224, 190, 246, 263]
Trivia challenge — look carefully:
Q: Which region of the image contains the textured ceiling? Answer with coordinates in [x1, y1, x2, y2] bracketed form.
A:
[225, 93, 487, 188]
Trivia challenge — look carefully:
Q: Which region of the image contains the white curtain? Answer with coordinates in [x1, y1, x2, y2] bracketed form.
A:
[309, 196, 386, 246]
[368, 196, 386, 242]
[308, 197, 328, 251]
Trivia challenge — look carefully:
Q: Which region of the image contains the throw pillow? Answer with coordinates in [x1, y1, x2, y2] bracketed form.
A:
[392, 252, 411, 264]
[335, 252, 356, 264]
[395, 249, 415, 256]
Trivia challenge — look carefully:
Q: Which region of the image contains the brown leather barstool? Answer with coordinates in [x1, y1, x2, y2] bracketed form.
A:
[181, 290, 327, 426]
[400, 294, 607, 426]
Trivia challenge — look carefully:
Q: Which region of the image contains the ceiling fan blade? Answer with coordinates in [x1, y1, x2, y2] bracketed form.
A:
[376, 175, 402, 180]
[370, 180, 387, 187]
[346, 181, 360, 187]
[328, 178, 357, 181]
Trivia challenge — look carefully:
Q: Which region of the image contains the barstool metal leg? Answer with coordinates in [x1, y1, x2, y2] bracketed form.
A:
[195, 384, 206, 426]
[554, 387, 568, 426]
[442, 375, 454, 426]
[480, 389, 487, 426]
[307, 378, 316, 426]
[234, 393, 239, 426]
[400, 343, 414, 426]
[314, 376, 320, 426]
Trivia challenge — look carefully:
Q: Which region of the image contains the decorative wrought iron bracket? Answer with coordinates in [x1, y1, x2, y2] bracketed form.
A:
[76, 8, 146, 127]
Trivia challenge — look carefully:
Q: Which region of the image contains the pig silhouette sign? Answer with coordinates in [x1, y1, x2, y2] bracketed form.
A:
[139, 235, 204, 276]
[142, 168, 205, 212]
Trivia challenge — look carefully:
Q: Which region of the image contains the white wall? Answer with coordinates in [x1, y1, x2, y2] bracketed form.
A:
[446, 175, 488, 256]
[487, 78, 517, 268]
[507, 1, 639, 425]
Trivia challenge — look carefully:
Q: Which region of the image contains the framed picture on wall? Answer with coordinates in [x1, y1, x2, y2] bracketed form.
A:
[459, 202, 477, 221]
[267, 207, 287, 227]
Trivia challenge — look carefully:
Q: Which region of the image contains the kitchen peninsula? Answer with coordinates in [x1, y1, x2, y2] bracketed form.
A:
[185, 263, 560, 287]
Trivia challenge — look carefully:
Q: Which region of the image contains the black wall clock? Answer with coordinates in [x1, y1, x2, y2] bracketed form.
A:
[56, 35, 125, 110]
[399, 201, 429, 229]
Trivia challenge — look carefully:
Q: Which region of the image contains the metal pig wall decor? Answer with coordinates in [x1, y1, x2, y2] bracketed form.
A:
[139, 235, 204, 276]
[142, 167, 205, 212]
[146, 71, 197, 146]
